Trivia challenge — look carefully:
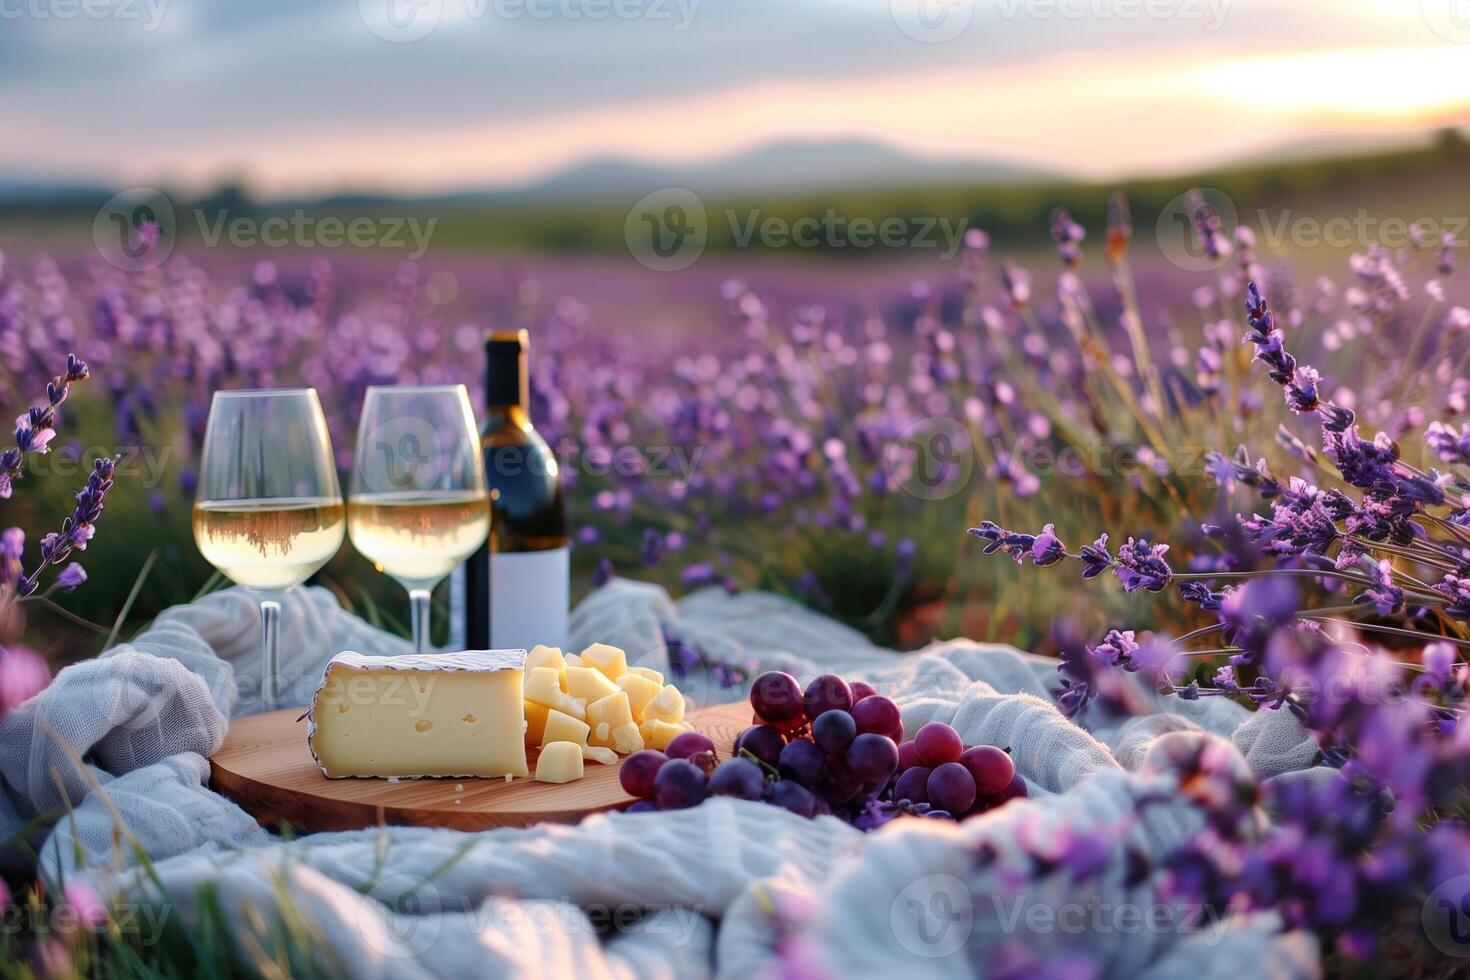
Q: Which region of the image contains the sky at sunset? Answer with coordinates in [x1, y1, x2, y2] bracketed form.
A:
[3, 0, 1469, 196]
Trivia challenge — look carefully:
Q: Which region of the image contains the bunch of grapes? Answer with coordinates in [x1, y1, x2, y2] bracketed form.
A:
[619, 671, 1027, 827]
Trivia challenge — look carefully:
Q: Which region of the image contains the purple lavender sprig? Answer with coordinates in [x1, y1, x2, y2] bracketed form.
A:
[968, 521, 1172, 593]
[14, 457, 115, 598]
[1049, 207, 1086, 268]
[0, 354, 88, 499]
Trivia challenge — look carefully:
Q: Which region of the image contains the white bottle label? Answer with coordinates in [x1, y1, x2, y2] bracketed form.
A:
[490, 547, 570, 652]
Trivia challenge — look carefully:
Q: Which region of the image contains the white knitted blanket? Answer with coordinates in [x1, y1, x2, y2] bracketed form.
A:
[0, 580, 1325, 977]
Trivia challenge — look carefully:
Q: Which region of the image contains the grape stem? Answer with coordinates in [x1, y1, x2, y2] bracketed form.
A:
[738, 747, 782, 781]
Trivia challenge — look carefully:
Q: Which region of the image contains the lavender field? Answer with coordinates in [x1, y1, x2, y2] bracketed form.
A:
[3, 201, 1463, 660]
[4, 185, 1470, 974]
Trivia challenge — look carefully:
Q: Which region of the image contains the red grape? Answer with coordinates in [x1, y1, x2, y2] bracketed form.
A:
[852, 695, 900, 737]
[849, 680, 877, 703]
[735, 725, 784, 768]
[708, 758, 766, 801]
[927, 763, 977, 814]
[665, 731, 716, 761]
[992, 773, 1028, 806]
[619, 749, 668, 799]
[768, 779, 817, 818]
[625, 800, 659, 814]
[897, 739, 921, 771]
[750, 671, 804, 725]
[845, 732, 899, 782]
[802, 673, 853, 721]
[913, 722, 963, 767]
[959, 745, 1014, 796]
[778, 738, 825, 788]
[892, 765, 931, 804]
[653, 758, 708, 809]
[812, 709, 857, 752]
[818, 761, 865, 805]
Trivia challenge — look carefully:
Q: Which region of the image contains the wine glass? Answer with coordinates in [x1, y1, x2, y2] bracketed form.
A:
[193, 389, 345, 710]
[347, 385, 489, 653]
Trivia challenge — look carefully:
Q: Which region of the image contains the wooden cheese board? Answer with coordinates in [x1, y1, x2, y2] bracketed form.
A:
[210, 701, 749, 832]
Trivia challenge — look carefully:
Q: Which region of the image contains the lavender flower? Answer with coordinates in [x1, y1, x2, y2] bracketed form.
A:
[0, 528, 21, 589]
[1030, 523, 1065, 566]
[53, 563, 87, 592]
[1105, 191, 1131, 262]
[640, 527, 663, 568]
[0, 645, 50, 718]
[1113, 537, 1171, 593]
[1354, 558, 1404, 616]
[592, 556, 615, 587]
[0, 353, 88, 499]
[1049, 208, 1086, 268]
[1078, 533, 1113, 579]
[15, 457, 115, 597]
[1425, 420, 1470, 466]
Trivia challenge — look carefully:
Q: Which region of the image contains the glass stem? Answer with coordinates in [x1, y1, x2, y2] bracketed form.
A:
[260, 598, 282, 710]
[410, 588, 432, 653]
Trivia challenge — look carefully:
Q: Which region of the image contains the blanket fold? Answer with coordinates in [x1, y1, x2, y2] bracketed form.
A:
[0, 580, 1326, 978]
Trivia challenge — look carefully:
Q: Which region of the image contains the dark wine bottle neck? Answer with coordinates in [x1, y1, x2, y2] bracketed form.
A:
[484, 330, 530, 420]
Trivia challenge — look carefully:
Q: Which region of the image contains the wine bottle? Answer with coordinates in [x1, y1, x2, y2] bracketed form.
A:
[457, 329, 569, 651]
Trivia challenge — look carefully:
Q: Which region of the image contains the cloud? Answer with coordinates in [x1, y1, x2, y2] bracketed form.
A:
[0, 0, 1460, 192]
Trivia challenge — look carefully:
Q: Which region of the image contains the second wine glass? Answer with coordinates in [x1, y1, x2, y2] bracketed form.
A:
[348, 385, 489, 652]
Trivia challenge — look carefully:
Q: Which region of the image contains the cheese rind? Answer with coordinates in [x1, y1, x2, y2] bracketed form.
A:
[535, 741, 585, 783]
[308, 650, 529, 779]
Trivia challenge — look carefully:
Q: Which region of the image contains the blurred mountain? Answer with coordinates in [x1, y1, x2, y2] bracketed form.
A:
[474, 139, 1054, 203]
[0, 176, 113, 207]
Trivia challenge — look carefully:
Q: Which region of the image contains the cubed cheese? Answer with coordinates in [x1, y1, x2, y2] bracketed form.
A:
[582, 745, 618, 766]
[308, 650, 528, 779]
[616, 673, 661, 723]
[541, 709, 590, 747]
[579, 643, 627, 680]
[638, 718, 685, 751]
[565, 653, 582, 668]
[525, 645, 567, 685]
[524, 666, 587, 719]
[523, 699, 550, 747]
[535, 741, 584, 783]
[643, 684, 686, 724]
[587, 692, 635, 732]
[610, 721, 645, 754]
[626, 666, 665, 686]
[565, 665, 620, 703]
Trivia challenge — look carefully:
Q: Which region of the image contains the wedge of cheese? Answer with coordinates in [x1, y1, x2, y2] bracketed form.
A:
[308, 650, 529, 779]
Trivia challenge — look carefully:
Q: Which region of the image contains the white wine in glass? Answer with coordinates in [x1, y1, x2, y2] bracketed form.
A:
[193, 389, 345, 709]
[348, 385, 489, 652]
